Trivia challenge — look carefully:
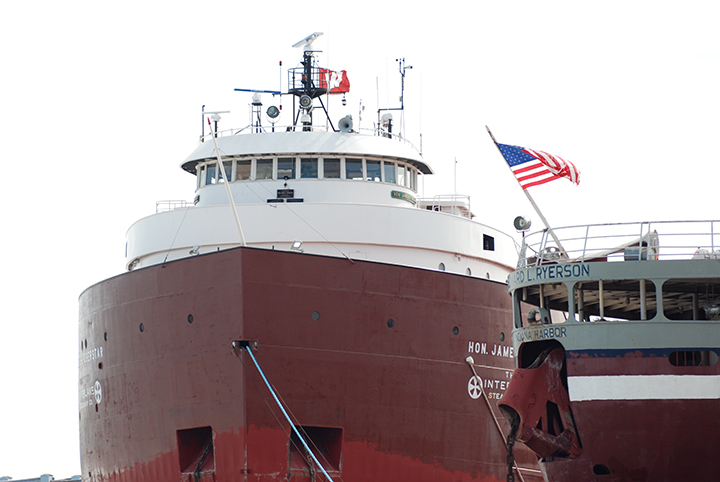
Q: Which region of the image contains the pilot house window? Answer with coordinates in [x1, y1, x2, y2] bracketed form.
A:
[366, 160, 381, 182]
[236, 160, 251, 180]
[384, 162, 396, 183]
[301, 158, 318, 178]
[256, 159, 273, 180]
[194, 156, 421, 192]
[323, 158, 341, 178]
[277, 157, 295, 180]
[205, 165, 217, 185]
[397, 165, 406, 187]
[346, 158, 363, 180]
[218, 161, 232, 183]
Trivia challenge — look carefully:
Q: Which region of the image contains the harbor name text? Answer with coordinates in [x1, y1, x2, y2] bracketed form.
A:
[514, 326, 567, 343]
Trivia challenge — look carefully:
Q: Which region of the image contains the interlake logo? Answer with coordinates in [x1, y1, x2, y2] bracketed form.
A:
[391, 190, 416, 205]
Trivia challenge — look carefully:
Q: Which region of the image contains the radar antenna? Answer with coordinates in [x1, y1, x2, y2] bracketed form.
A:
[292, 32, 324, 51]
[288, 32, 335, 131]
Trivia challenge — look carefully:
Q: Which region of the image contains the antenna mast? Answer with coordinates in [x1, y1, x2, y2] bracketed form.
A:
[378, 58, 412, 138]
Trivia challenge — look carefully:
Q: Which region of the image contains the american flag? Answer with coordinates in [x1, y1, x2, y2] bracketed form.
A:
[498, 143, 580, 189]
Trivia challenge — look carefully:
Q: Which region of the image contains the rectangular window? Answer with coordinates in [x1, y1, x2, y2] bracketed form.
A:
[483, 234, 495, 251]
[384, 162, 396, 184]
[256, 159, 273, 180]
[664, 279, 720, 320]
[277, 157, 295, 180]
[366, 160, 381, 182]
[397, 165, 406, 187]
[198, 165, 206, 188]
[301, 158, 318, 178]
[206, 165, 217, 185]
[217, 161, 232, 183]
[236, 160, 251, 180]
[346, 158, 363, 180]
[323, 158, 341, 178]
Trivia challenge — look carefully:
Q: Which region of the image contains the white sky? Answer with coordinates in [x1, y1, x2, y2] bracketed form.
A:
[1, 1, 718, 478]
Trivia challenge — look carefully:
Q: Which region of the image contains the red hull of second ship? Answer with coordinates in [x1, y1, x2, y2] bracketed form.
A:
[79, 247, 540, 482]
[503, 345, 720, 481]
[539, 351, 720, 481]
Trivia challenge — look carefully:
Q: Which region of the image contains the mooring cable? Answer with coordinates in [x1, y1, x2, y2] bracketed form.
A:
[465, 356, 526, 482]
[242, 345, 335, 481]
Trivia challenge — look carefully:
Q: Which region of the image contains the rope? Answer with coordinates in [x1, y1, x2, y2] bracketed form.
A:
[243, 345, 335, 482]
[234, 345, 342, 480]
[464, 356, 526, 482]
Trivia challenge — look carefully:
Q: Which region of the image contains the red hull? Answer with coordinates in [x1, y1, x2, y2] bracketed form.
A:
[501, 347, 720, 482]
[540, 398, 719, 481]
[79, 247, 540, 481]
[539, 352, 720, 481]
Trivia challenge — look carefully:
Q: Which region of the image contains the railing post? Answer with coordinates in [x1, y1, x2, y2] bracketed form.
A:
[581, 225, 590, 262]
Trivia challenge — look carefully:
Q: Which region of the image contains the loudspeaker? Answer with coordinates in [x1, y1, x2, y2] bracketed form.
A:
[513, 216, 532, 231]
[338, 115, 353, 132]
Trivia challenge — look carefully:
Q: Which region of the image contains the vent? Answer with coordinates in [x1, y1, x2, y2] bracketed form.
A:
[669, 350, 718, 367]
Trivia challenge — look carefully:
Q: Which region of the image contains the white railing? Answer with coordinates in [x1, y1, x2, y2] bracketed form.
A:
[518, 220, 720, 267]
[418, 195, 472, 219]
[156, 200, 191, 213]
[199, 124, 419, 152]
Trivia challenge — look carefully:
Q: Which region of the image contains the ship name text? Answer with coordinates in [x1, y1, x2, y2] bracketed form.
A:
[79, 346, 104, 367]
[468, 341, 514, 358]
[515, 326, 567, 343]
[513, 264, 591, 284]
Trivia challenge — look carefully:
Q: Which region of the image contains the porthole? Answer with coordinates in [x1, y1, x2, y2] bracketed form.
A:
[499, 332, 505, 342]
[452, 326, 459, 335]
[387, 319, 395, 328]
[312, 311, 320, 321]
[438, 263, 446, 271]
[139, 323, 145, 333]
[103, 332, 108, 341]
[188, 314, 194, 324]
[466, 268, 472, 276]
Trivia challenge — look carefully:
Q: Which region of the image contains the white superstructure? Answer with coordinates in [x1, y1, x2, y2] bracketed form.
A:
[125, 40, 517, 282]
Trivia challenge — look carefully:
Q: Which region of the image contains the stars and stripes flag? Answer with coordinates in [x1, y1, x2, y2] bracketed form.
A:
[497, 143, 580, 189]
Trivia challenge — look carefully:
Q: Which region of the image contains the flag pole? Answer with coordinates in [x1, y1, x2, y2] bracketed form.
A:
[485, 126, 567, 258]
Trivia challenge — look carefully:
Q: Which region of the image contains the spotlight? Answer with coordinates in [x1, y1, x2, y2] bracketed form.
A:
[299, 95, 312, 110]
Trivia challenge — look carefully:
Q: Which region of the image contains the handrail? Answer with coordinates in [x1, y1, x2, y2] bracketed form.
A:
[199, 124, 418, 150]
[518, 220, 720, 267]
[156, 200, 191, 213]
